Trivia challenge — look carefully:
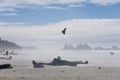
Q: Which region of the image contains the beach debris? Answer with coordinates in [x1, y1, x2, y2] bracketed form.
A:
[32, 60, 44, 68]
[61, 28, 67, 35]
[0, 64, 13, 70]
[98, 66, 101, 70]
[110, 52, 114, 55]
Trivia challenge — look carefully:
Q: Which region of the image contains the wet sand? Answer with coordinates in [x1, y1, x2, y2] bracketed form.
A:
[0, 60, 120, 80]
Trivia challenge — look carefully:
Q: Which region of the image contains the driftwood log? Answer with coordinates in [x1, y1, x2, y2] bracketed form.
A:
[0, 64, 13, 69]
[40, 59, 88, 66]
[34, 57, 88, 67]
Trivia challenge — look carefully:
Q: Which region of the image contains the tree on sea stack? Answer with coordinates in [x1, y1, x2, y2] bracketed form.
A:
[0, 38, 21, 50]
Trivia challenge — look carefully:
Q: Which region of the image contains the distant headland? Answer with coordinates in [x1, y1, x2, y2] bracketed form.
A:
[0, 38, 21, 50]
[62, 43, 120, 50]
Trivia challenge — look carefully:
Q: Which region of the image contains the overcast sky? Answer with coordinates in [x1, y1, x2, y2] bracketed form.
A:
[0, 0, 120, 46]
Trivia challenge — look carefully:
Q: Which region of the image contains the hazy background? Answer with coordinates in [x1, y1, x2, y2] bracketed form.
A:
[0, 19, 120, 49]
[0, 0, 120, 67]
[0, 0, 120, 49]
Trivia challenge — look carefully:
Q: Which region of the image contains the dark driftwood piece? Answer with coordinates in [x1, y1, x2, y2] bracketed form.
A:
[0, 64, 13, 69]
[32, 60, 44, 68]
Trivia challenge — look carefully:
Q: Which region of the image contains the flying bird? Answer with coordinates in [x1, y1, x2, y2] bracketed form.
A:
[61, 28, 67, 35]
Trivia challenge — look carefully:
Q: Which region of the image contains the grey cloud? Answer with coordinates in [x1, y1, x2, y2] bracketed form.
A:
[0, 0, 120, 11]
[0, 19, 120, 45]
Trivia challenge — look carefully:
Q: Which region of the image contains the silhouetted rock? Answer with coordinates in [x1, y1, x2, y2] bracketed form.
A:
[111, 46, 120, 50]
[95, 46, 120, 50]
[63, 43, 120, 50]
[76, 43, 92, 50]
[63, 44, 74, 50]
[0, 38, 21, 50]
[63, 43, 92, 50]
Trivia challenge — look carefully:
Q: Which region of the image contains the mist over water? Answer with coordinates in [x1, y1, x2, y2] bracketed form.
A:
[13, 47, 120, 67]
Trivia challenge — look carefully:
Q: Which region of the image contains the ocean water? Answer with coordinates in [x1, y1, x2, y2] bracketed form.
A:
[12, 49, 120, 66]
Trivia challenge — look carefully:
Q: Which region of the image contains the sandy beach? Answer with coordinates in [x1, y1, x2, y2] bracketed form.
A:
[0, 60, 120, 80]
